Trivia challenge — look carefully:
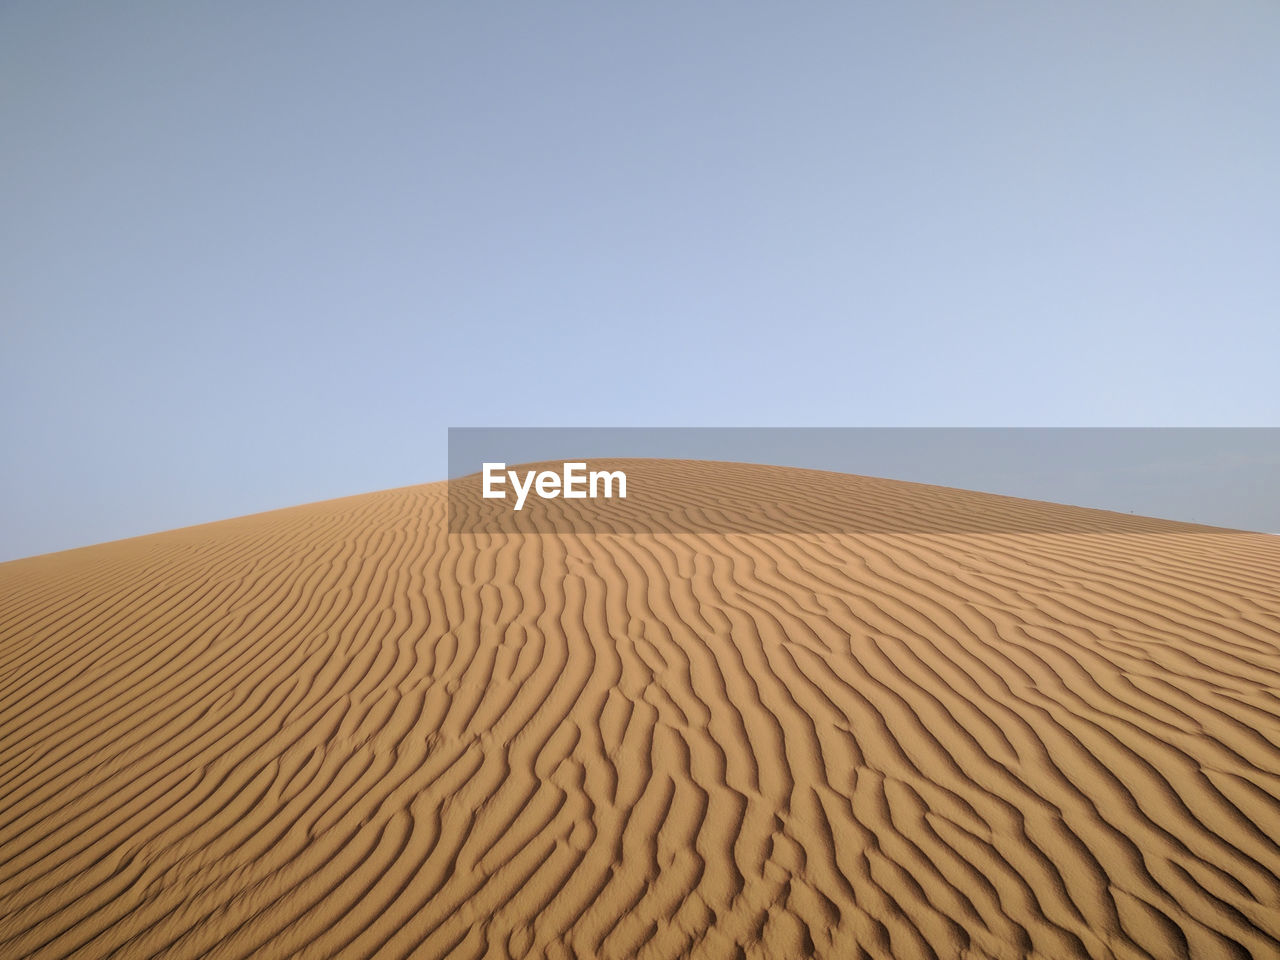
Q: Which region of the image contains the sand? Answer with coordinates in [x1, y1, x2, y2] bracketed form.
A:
[2, 460, 1279, 959]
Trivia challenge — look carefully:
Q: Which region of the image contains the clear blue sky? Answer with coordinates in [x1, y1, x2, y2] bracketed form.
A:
[3, 2, 1278, 560]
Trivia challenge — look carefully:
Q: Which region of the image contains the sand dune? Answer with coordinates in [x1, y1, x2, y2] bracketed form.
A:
[2, 461, 1279, 959]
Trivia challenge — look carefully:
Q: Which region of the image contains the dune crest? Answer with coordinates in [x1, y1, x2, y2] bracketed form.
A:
[2, 462, 1279, 959]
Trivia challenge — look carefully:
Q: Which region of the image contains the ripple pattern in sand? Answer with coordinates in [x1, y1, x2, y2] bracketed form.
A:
[2, 464, 1280, 959]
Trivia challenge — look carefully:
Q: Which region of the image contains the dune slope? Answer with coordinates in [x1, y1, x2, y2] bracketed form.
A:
[2, 461, 1279, 959]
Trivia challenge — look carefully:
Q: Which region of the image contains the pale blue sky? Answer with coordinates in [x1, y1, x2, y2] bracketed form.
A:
[3, 2, 1278, 560]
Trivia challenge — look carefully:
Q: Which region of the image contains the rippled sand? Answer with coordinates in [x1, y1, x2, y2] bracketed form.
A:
[3, 462, 1279, 958]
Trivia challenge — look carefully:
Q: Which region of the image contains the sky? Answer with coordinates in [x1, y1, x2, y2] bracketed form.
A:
[3, 2, 1279, 560]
